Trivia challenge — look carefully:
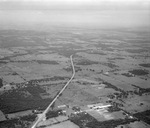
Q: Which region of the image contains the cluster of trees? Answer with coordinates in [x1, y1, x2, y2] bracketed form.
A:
[139, 63, 150, 68]
[76, 59, 98, 65]
[103, 82, 125, 93]
[70, 111, 136, 128]
[134, 110, 150, 125]
[46, 110, 62, 119]
[86, 118, 136, 128]
[129, 69, 149, 76]
[0, 84, 51, 113]
[0, 114, 37, 128]
[70, 112, 96, 128]
[0, 78, 3, 88]
[27, 76, 69, 85]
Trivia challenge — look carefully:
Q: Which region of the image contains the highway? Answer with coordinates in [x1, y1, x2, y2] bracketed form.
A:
[31, 55, 75, 128]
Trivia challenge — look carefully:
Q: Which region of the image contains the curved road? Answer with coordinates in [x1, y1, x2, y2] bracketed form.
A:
[31, 55, 75, 128]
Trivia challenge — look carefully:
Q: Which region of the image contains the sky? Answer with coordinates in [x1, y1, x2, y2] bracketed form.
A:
[0, 0, 149, 10]
[0, 0, 150, 29]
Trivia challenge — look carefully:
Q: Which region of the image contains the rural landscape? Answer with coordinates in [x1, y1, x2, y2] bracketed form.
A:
[0, 27, 150, 128]
[0, 0, 150, 128]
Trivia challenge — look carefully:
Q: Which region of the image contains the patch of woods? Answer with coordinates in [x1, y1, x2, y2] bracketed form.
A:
[90, 52, 107, 55]
[126, 49, 147, 53]
[107, 84, 150, 101]
[128, 69, 149, 76]
[139, 63, 150, 68]
[134, 110, 150, 125]
[0, 61, 7, 64]
[131, 84, 150, 96]
[46, 109, 62, 119]
[0, 78, 3, 88]
[69, 112, 96, 128]
[27, 76, 69, 84]
[63, 67, 72, 72]
[122, 73, 133, 77]
[105, 82, 138, 99]
[103, 81, 125, 93]
[0, 114, 37, 128]
[76, 59, 98, 65]
[108, 57, 125, 60]
[0, 84, 52, 114]
[70, 112, 136, 128]
[74, 66, 82, 72]
[36, 60, 59, 65]
[107, 106, 121, 112]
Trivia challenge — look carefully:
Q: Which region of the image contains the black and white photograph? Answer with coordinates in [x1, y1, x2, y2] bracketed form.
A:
[0, 0, 150, 128]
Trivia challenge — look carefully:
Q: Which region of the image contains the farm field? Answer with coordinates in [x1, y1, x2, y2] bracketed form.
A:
[0, 28, 150, 128]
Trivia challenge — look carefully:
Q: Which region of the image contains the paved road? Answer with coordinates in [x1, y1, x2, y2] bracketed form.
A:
[31, 55, 75, 128]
